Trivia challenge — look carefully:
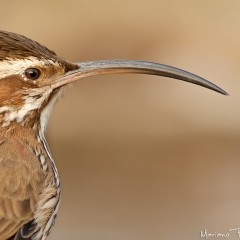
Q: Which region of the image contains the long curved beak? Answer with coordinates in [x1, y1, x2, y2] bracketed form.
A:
[51, 60, 228, 95]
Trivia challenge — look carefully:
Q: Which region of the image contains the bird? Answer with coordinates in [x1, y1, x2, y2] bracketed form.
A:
[0, 30, 227, 240]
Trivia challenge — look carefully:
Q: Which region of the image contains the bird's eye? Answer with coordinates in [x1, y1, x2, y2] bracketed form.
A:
[25, 68, 41, 80]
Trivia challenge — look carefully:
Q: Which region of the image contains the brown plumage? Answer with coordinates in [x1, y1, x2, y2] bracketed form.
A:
[0, 30, 227, 240]
[0, 31, 78, 240]
[0, 31, 56, 60]
[0, 125, 43, 239]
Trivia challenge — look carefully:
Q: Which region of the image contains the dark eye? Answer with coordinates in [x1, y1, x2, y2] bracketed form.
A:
[25, 68, 41, 80]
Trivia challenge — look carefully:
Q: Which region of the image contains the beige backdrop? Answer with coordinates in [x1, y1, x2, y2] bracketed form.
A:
[1, 1, 240, 239]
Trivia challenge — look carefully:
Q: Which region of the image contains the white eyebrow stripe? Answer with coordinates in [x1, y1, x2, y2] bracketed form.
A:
[0, 56, 61, 79]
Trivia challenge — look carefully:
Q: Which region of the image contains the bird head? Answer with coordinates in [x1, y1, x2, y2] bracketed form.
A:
[0, 31, 227, 133]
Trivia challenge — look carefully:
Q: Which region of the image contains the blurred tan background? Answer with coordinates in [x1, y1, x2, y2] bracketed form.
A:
[1, 0, 240, 239]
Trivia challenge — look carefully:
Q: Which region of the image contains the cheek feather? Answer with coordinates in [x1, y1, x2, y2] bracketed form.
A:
[0, 76, 31, 106]
[0, 87, 52, 126]
[0, 74, 54, 126]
